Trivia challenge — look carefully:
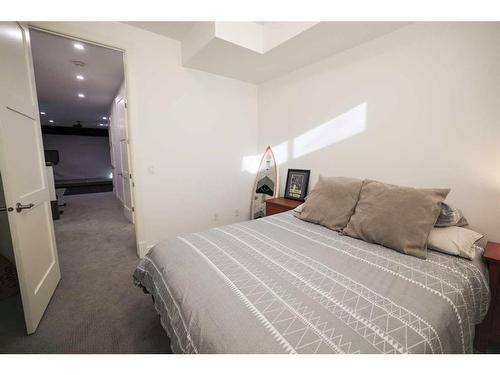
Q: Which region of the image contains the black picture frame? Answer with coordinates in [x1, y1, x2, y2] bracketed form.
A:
[284, 169, 310, 201]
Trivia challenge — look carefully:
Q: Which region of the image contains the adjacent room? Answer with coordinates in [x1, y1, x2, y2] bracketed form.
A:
[31, 28, 133, 212]
[0, 26, 155, 352]
[0, 20, 499, 357]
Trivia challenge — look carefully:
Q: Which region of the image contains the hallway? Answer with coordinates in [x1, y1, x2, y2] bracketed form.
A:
[0, 192, 171, 353]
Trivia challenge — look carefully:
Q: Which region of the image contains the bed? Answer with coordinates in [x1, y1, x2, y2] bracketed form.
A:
[133, 211, 490, 354]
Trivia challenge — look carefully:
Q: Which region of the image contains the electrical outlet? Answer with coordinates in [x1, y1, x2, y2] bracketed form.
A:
[235, 209, 240, 217]
[213, 213, 219, 222]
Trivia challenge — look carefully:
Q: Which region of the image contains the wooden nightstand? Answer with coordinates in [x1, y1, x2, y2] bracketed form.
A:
[265, 197, 303, 216]
[475, 241, 500, 352]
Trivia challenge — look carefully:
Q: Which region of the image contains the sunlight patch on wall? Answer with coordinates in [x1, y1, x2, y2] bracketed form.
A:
[241, 154, 261, 174]
[241, 103, 366, 174]
[272, 141, 289, 166]
[293, 103, 367, 159]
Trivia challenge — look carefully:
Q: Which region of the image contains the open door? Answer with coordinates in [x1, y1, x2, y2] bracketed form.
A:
[117, 96, 134, 223]
[110, 83, 134, 223]
[0, 22, 61, 334]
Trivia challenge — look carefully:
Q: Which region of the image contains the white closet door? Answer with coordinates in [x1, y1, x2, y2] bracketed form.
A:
[111, 99, 123, 203]
[116, 97, 134, 223]
[108, 118, 116, 194]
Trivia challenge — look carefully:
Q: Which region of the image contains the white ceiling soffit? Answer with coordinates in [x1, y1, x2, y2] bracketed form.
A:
[128, 21, 410, 84]
[185, 22, 411, 83]
[30, 28, 124, 128]
[214, 22, 319, 53]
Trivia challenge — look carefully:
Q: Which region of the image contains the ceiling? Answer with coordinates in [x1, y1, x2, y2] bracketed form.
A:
[126, 22, 411, 83]
[124, 22, 196, 41]
[30, 29, 124, 128]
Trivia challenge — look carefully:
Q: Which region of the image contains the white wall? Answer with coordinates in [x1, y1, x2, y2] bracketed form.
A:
[258, 23, 500, 241]
[32, 22, 258, 255]
[31, 22, 499, 249]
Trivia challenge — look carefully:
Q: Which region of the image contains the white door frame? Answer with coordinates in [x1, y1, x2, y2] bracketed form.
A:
[27, 25, 139, 255]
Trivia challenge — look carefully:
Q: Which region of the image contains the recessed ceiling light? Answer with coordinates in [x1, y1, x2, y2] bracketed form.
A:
[40, 111, 46, 115]
[49, 120, 54, 123]
[78, 93, 85, 98]
[102, 116, 107, 120]
[76, 74, 84, 80]
[73, 42, 84, 50]
[99, 123, 104, 126]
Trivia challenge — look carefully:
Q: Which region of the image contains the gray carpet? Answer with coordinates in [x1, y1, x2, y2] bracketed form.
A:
[0, 192, 171, 353]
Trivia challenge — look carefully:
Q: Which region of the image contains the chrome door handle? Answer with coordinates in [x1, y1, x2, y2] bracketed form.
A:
[16, 202, 34, 213]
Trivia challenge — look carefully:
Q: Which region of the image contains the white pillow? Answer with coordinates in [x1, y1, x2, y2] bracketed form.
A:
[293, 203, 304, 213]
[427, 226, 483, 260]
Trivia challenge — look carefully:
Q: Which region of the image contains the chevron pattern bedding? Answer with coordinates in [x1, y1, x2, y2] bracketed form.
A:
[133, 212, 490, 354]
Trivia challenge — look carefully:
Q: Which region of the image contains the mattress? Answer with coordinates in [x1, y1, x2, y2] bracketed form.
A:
[133, 212, 490, 354]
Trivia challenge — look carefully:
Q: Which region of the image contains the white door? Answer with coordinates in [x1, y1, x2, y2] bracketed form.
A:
[117, 97, 134, 223]
[0, 22, 61, 334]
[108, 117, 120, 202]
[109, 97, 123, 204]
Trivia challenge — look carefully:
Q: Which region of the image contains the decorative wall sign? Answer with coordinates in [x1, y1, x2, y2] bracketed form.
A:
[284, 169, 310, 201]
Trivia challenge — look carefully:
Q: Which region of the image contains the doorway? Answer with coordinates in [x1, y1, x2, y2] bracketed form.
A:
[0, 24, 142, 342]
[29, 27, 135, 223]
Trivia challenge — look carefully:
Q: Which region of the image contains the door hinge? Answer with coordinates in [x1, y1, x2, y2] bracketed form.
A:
[129, 173, 132, 179]
[131, 207, 135, 212]
[124, 101, 127, 109]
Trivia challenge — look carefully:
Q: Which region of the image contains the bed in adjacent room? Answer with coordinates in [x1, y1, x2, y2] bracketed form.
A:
[134, 210, 490, 354]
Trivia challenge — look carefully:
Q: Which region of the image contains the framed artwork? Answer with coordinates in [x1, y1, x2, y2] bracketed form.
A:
[284, 169, 310, 201]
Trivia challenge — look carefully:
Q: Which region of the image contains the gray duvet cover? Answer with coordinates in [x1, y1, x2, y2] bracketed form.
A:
[134, 212, 490, 354]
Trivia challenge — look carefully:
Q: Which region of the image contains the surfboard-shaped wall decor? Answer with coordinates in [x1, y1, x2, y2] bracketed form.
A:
[251, 146, 278, 219]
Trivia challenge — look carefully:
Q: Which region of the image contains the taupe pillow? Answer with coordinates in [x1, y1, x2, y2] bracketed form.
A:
[344, 180, 450, 259]
[428, 226, 483, 260]
[295, 176, 363, 231]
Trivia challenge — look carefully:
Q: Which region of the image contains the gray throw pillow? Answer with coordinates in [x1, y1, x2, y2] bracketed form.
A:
[344, 180, 450, 259]
[295, 176, 363, 232]
[435, 203, 468, 227]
